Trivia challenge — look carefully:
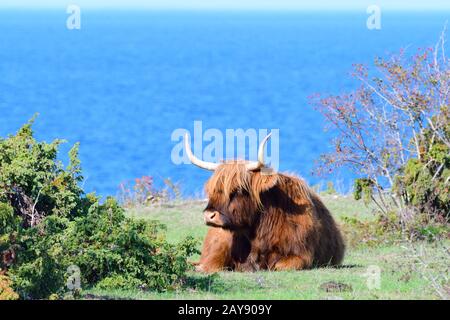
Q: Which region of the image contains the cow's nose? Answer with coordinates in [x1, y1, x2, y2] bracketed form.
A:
[204, 211, 217, 222]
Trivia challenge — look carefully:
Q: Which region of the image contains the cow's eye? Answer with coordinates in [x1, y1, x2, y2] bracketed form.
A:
[204, 203, 216, 212]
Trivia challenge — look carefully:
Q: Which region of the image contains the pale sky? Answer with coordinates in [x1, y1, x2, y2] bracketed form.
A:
[1, 0, 450, 10]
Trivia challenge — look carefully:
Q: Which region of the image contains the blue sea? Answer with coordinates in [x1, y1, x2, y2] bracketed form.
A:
[0, 10, 448, 197]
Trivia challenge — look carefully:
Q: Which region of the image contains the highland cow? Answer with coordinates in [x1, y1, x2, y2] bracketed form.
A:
[185, 133, 345, 272]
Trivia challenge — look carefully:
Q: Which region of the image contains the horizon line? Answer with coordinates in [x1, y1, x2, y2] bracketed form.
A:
[1, 6, 450, 12]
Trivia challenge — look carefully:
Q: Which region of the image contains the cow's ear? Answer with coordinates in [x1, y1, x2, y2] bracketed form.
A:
[251, 170, 278, 194]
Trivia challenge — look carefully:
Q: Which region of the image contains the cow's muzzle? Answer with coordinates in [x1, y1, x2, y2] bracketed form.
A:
[204, 210, 224, 227]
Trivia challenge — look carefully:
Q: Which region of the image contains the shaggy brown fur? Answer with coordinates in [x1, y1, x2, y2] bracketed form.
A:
[195, 162, 345, 272]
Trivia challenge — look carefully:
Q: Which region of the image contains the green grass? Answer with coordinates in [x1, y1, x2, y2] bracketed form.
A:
[84, 196, 449, 300]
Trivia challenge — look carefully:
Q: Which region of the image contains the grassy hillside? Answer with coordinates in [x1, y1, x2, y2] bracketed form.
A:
[84, 196, 449, 300]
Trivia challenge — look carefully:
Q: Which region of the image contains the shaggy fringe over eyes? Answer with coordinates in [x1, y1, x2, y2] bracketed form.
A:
[205, 162, 253, 203]
[205, 162, 314, 209]
[203, 162, 270, 207]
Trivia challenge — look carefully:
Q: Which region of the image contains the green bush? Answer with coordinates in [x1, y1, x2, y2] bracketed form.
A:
[394, 155, 449, 219]
[351, 121, 449, 241]
[0, 202, 20, 235]
[393, 119, 449, 220]
[1, 118, 199, 299]
[0, 115, 85, 227]
[353, 178, 375, 205]
[341, 210, 449, 248]
[9, 198, 198, 299]
[0, 274, 19, 300]
[340, 213, 402, 248]
[314, 36, 449, 240]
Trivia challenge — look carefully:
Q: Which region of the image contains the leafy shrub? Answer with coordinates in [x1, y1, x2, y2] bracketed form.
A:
[340, 214, 401, 248]
[341, 212, 449, 248]
[0, 202, 20, 235]
[95, 274, 142, 290]
[0, 274, 19, 300]
[393, 134, 450, 218]
[353, 179, 375, 205]
[313, 30, 450, 239]
[63, 198, 198, 292]
[1, 118, 199, 299]
[9, 198, 198, 298]
[0, 115, 85, 227]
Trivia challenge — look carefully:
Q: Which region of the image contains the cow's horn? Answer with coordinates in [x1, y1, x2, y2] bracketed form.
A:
[184, 133, 219, 171]
[246, 132, 272, 171]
